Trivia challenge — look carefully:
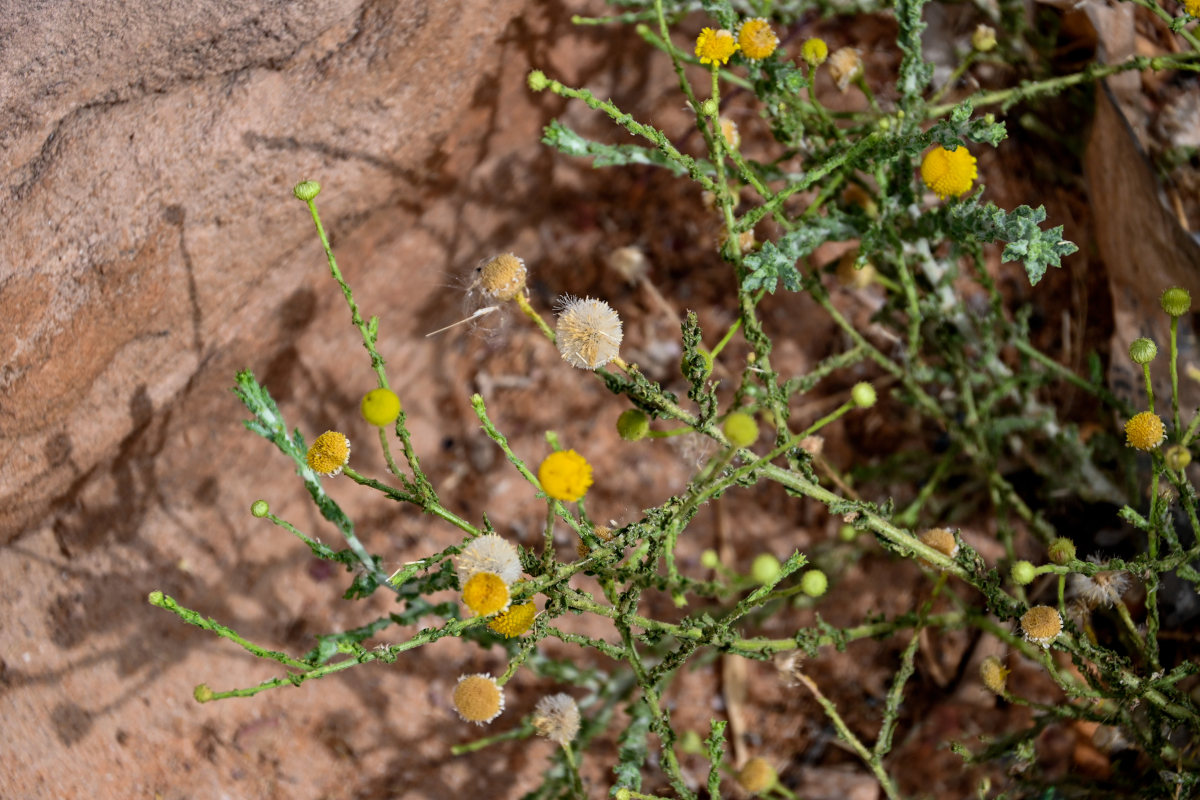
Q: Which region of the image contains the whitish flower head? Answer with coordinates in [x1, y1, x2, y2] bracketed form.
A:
[532, 693, 581, 745]
[455, 533, 522, 585]
[1070, 557, 1130, 608]
[555, 296, 623, 369]
[828, 47, 862, 91]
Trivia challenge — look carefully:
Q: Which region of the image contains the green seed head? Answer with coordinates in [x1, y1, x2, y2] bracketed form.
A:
[251, 500, 270, 518]
[800, 569, 828, 597]
[292, 180, 321, 201]
[1128, 337, 1157, 365]
[617, 409, 651, 441]
[750, 553, 782, 585]
[1161, 286, 1191, 317]
[723, 411, 759, 448]
[1011, 560, 1036, 586]
[851, 381, 877, 408]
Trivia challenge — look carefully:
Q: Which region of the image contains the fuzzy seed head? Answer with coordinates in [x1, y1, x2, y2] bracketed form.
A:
[538, 449, 594, 502]
[306, 431, 350, 476]
[1020, 605, 1063, 647]
[1166, 444, 1191, 471]
[801, 37, 829, 67]
[1128, 337, 1157, 365]
[532, 693, 581, 746]
[488, 601, 537, 638]
[361, 387, 402, 426]
[920, 527, 959, 559]
[737, 18, 778, 60]
[695, 27, 739, 65]
[473, 253, 527, 302]
[1124, 411, 1166, 451]
[606, 246, 649, 284]
[555, 297, 623, 369]
[453, 674, 504, 724]
[1070, 561, 1130, 609]
[723, 411, 759, 448]
[462, 572, 510, 617]
[1161, 286, 1192, 317]
[921, 145, 978, 200]
[456, 534, 522, 585]
[827, 47, 862, 91]
[980, 656, 1009, 694]
[737, 757, 777, 795]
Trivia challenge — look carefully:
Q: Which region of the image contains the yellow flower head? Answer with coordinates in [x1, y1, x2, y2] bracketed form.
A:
[306, 431, 351, 476]
[1185, 0, 1200, 17]
[919, 527, 959, 558]
[736, 757, 777, 795]
[801, 38, 829, 67]
[737, 18, 778, 60]
[979, 656, 1009, 694]
[695, 27, 739, 65]
[920, 145, 978, 200]
[453, 673, 504, 725]
[361, 388, 401, 426]
[473, 253, 527, 303]
[1020, 605, 1063, 647]
[538, 449, 594, 502]
[488, 602, 536, 638]
[462, 571, 510, 616]
[1124, 411, 1166, 451]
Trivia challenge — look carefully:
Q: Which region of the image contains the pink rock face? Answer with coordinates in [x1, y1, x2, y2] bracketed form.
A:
[0, 0, 538, 541]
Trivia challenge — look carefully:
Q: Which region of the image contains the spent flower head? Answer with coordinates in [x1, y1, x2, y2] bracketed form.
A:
[736, 18, 778, 60]
[695, 27, 739, 65]
[453, 674, 504, 724]
[737, 757, 777, 795]
[532, 693, 581, 745]
[828, 47, 863, 91]
[980, 656, 1009, 694]
[555, 296, 623, 369]
[306, 431, 351, 476]
[472, 253, 527, 303]
[538, 449, 594, 502]
[456, 533, 522, 585]
[1070, 559, 1130, 609]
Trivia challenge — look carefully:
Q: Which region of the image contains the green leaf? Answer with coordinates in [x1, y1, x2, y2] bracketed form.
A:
[950, 202, 1077, 285]
[742, 215, 856, 293]
[613, 698, 654, 791]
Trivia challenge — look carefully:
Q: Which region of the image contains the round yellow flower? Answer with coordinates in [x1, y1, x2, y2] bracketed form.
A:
[736, 18, 778, 60]
[473, 253, 527, 303]
[695, 27, 738, 66]
[736, 757, 777, 795]
[453, 674, 504, 724]
[1124, 411, 1165, 451]
[306, 431, 351, 476]
[361, 388, 401, 426]
[1020, 605, 1063, 647]
[538, 449, 593, 502]
[488, 602, 536, 638]
[801, 38, 828, 67]
[921, 145, 978, 200]
[462, 571, 510, 616]
[1185, 0, 1200, 17]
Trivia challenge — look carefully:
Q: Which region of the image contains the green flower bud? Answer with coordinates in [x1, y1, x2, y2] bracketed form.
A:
[700, 98, 719, 118]
[1011, 560, 1036, 586]
[750, 553, 782, 585]
[800, 569, 828, 597]
[527, 69, 550, 92]
[838, 523, 857, 542]
[193, 684, 215, 703]
[1166, 444, 1191, 471]
[251, 499, 270, 518]
[1161, 286, 1191, 317]
[851, 381, 877, 408]
[617, 409, 651, 441]
[700, 549, 721, 569]
[1128, 338, 1157, 364]
[971, 24, 997, 52]
[1048, 537, 1076, 565]
[723, 411, 759, 448]
[292, 180, 321, 201]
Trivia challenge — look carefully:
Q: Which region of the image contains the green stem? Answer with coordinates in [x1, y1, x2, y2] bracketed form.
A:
[149, 592, 310, 671]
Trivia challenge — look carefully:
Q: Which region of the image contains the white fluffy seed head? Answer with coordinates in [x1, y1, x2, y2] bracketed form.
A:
[455, 533, 522, 585]
[1070, 558, 1131, 609]
[555, 296, 623, 369]
[532, 693, 581, 745]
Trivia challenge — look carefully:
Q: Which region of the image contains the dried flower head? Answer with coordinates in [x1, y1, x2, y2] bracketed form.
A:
[719, 117, 741, 150]
[538, 449, 594, 502]
[773, 651, 805, 686]
[577, 524, 614, 558]
[827, 47, 863, 91]
[1124, 411, 1166, 451]
[980, 656, 1009, 694]
[737, 757, 777, 795]
[920, 145, 977, 200]
[488, 601, 537, 638]
[1020, 605, 1063, 647]
[695, 27, 739, 65]
[1070, 559, 1130, 608]
[919, 527, 959, 558]
[462, 571, 510, 616]
[532, 693, 581, 745]
[836, 251, 876, 288]
[737, 18, 778, 60]
[606, 246, 649, 283]
[555, 296, 623, 369]
[456, 534, 522, 585]
[801, 37, 828, 67]
[453, 673, 504, 724]
[471, 253, 527, 302]
[306, 431, 351, 477]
